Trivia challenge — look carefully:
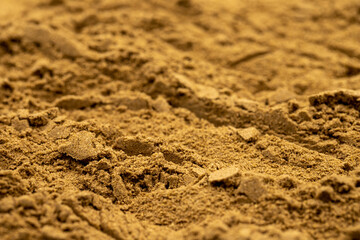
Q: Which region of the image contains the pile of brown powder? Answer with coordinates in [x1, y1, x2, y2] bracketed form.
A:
[1, 0, 360, 239]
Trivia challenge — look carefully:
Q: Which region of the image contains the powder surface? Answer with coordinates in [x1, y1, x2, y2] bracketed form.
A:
[1, 0, 360, 239]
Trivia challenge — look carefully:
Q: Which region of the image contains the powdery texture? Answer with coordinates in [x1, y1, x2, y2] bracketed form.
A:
[1, 0, 360, 239]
